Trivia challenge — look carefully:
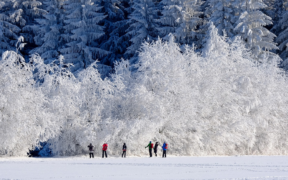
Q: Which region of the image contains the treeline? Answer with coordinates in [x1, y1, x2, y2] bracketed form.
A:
[0, 0, 287, 73]
[2, 25, 288, 156]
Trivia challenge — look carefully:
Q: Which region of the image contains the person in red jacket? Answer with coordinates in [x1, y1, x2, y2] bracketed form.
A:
[102, 143, 108, 158]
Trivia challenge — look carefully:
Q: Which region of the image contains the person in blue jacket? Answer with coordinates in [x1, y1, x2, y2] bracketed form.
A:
[162, 142, 167, 158]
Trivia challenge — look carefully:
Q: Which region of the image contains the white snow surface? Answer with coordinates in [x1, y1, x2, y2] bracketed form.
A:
[1, 156, 288, 180]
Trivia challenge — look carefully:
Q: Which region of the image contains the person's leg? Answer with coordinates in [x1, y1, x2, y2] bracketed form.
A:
[102, 150, 104, 158]
[164, 150, 166, 157]
[89, 153, 91, 158]
[105, 151, 107, 158]
[149, 149, 152, 157]
[162, 150, 164, 157]
[125, 151, 126, 157]
[92, 153, 94, 158]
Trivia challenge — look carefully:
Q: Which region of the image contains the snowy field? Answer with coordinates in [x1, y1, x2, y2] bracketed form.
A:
[1, 156, 288, 180]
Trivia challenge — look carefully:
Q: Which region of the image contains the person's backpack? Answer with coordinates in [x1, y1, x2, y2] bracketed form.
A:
[103, 144, 108, 151]
[165, 144, 168, 150]
[151, 143, 154, 149]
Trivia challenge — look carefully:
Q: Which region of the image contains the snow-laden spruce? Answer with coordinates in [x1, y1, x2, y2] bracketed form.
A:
[1, 24, 288, 156]
[98, 0, 130, 66]
[158, 0, 203, 44]
[125, 0, 159, 57]
[28, 0, 64, 64]
[0, 1, 21, 55]
[233, 0, 277, 58]
[60, 0, 108, 72]
[205, 0, 235, 37]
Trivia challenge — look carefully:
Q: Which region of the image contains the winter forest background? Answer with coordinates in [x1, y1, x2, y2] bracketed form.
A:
[1, 0, 288, 157]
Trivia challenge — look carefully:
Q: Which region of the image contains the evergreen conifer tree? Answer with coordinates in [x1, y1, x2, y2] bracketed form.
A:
[11, 0, 47, 46]
[29, 0, 64, 64]
[233, 0, 277, 58]
[206, 0, 235, 37]
[0, 1, 21, 55]
[98, 0, 130, 66]
[60, 0, 108, 72]
[158, 0, 203, 45]
[125, 0, 159, 58]
[276, 0, 288, 68]
[271, 0, 285, 36]
[263, 0, 277, 19]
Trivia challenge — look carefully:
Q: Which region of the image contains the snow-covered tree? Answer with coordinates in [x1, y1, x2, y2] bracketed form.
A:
[60, 0, 108, 73]
[202, 22, 230, 58]
[0, 51, 50, 156]
[262, 0, 277, 20]
[29, 0, 64, 64]
[98, 0, 130, 65]
[233, 0, 278, 58]
[35, 55, 82, 156]
[271, 0, 285, 36]
[158, 0, 203, 45]
[10, 0, 47, 45]
[0, 1, 21, 55]
[125, 0, 159, 57]
[206, 0, 235, 37]
[275, 0, 288, 69]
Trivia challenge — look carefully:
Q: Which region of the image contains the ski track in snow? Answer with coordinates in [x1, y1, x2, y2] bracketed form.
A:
[1, 156, 288, 180]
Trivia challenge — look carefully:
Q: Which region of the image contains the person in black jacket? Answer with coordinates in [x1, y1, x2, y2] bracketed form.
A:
[88, 143, 94, 158]
[122, 143, 127, 158]
[154, 142, 159, 157]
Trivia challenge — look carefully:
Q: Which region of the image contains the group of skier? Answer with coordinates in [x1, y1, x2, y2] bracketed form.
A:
[87, 142, 127, 158]
[145, 141, 168, 158]
[87, 141, 167, 158]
